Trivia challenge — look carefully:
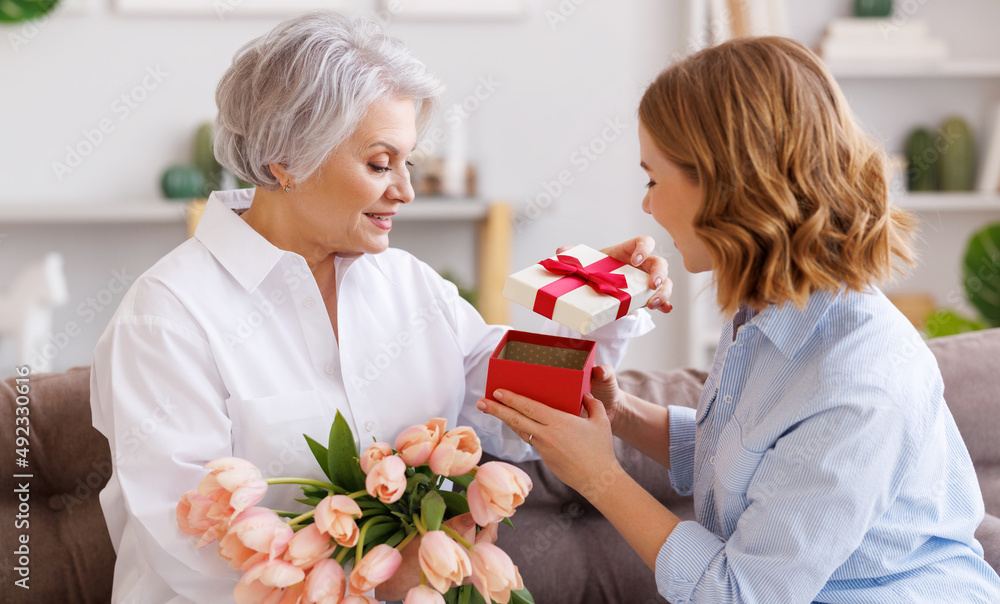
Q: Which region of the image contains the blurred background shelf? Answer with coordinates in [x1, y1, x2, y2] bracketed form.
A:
[828, 60, 1000, 79]
[0, 197, 491, 224]
[894, 193, 1000, 212]
[0, 200, 188, 223]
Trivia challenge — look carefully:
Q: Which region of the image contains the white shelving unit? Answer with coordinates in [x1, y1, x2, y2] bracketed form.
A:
[894, 193, 1000, 212]
[0, 197, 490, 224]
[829, 60, 1000, 79]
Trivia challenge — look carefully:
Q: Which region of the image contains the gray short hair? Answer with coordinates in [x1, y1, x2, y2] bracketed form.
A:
[214, 12, 444, 189]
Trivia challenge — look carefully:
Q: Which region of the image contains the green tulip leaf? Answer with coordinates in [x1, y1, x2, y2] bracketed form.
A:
[328, 411, 366, 492]
[300, 484, 330, 498]
[293, 496, 325, 507]
[510, 587, 536, 604]
[450, 470, 476, 491]
[420, 490, 447, 532]
[438, 490, 471, 516]
[304, 435, 334, 483]
[458, 584, 473, 604]
[361, 518, 400, 548]
[356, 498, 390, 512]
[384, 526, 407, 548]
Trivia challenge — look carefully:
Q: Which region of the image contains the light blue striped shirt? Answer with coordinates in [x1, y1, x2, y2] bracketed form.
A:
[656, 286, 1000, 603]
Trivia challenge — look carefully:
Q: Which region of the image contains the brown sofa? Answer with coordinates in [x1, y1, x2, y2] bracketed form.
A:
[1, 329, 998, 603]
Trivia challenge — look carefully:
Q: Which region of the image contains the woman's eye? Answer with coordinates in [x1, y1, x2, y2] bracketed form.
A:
[368, 163, 391, 173]
[405, 160, 414, 168]
[645, 180, 656, 189]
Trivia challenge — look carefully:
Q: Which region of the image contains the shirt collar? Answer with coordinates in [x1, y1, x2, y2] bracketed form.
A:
[194, 189, 392, 292]
[745, 287, 843, 359]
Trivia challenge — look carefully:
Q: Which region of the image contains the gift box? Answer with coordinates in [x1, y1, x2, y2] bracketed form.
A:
[485, 329, 596, 415]
[503, 244, 656, 335]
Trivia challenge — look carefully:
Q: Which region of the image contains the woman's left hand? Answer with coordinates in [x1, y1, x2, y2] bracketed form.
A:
[476, 390, 621, 497]
[558, 235, 673, 313]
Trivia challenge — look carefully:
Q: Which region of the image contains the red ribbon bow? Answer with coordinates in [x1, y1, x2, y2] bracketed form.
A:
[538, 256, 628, 294]
[533, 254, 632, 324]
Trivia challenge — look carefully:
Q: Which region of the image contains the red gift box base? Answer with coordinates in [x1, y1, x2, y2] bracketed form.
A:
[484, 330, 596, 416]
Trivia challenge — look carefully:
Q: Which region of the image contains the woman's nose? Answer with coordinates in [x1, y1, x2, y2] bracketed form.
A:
[641, 195, 651, 215]
[389, 170, 415, 204]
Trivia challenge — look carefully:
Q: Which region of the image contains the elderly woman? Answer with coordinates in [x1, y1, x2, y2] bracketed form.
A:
[89, 12, 668, 603]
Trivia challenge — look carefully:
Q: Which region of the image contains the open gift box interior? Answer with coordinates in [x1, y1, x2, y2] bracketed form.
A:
[496, 340, 591, 370]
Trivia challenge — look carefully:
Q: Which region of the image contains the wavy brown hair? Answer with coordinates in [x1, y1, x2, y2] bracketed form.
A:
[639, 36, 916, 314]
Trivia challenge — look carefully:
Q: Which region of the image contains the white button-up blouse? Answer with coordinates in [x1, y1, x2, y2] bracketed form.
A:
[90, 189, 653, 603]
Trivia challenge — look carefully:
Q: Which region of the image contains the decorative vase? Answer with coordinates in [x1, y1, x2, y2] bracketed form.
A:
[161, 165, 206, 200]
[854, 0, 893, 18]
[938, 116, 977, 191]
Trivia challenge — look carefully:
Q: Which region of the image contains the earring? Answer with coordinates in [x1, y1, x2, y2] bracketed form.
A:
[284, 182, 291, 193]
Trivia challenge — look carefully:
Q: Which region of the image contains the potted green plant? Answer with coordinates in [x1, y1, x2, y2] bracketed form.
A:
[924, 222, 1000, 337]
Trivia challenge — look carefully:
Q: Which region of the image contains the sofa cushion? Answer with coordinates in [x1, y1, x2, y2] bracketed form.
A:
[1, 366, 114, 604]
[926, 328, 1000, 467]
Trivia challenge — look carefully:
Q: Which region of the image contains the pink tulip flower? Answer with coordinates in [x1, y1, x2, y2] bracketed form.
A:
[283, 523, 336, 570]
[404, 585, 446, 604]
[474, 521, 499, 546]
[198, 457, 268, 523]
[233, 558, 305, 604]
[466, 462, 532, 526]
[314, 495, 363, 547]
[417, 530, 472, 594]
[394, 418, 447, 466]
[365, 456, 407, 504]
[359, 442, 394, 474]
[469, 542, 524, 603]
[341, 597, 379, 604]
[347, 543, 403, 595]
[428, 427, 482, 477]
[302, 559, 345, 604]
[176, 489, 221, 547]
[219, 507, 295, 571]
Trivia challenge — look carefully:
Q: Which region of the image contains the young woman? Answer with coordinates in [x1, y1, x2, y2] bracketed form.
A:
[479, 37, 1000, 602]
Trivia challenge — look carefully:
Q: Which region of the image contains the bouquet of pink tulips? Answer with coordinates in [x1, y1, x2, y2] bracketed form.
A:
[176, 411, 535, 604]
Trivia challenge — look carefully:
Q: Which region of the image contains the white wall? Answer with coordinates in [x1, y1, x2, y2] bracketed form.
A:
[0, 0, 684, 373]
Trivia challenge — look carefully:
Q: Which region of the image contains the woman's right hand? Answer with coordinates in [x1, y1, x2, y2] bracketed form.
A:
[589, 364, 630, 433]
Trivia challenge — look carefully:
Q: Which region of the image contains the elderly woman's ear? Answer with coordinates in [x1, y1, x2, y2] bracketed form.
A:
[268, 163, 292, 190]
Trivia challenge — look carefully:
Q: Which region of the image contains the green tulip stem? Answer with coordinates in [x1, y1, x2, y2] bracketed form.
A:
[412, 515, 428, 535]
[348, 490, 369, 500]
[284, 509, 316, 528]
[266, 477, 338, 491]
[440, 524, 473, 550]
[395, 528, 419, 552]
[335, 547, 351, 564]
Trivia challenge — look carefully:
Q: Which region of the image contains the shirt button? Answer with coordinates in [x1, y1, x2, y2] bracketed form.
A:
[364, 421, 375, 432]
[324, 364, 335, 375]
[304, 297, 315, 308]
[723, 395, 733, 403]
[709, 455, 716, 464]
